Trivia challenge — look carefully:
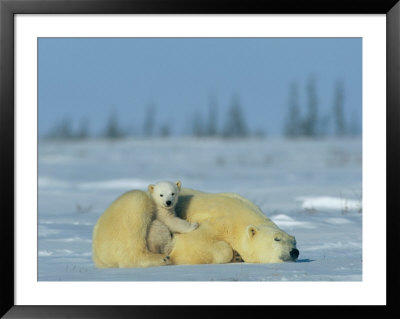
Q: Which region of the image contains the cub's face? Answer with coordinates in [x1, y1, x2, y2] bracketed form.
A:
[241, 224, 299, 263]
[148, 181, 181, 209]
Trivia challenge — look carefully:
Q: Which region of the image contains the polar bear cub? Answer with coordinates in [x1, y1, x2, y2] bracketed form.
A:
[147, 181, 199, 254]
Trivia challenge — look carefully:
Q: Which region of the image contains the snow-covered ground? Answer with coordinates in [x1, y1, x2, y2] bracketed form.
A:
[38, 137, 362, 281]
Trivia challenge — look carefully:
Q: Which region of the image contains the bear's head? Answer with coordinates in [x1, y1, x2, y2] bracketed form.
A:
[240, 224, 299, 263]
[148, 181, 181, 210]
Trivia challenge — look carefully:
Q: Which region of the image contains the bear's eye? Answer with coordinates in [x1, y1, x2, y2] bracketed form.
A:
[160, 194, 163, 197]
[171, 193, 175, 196]
[274, 238, 281, 242]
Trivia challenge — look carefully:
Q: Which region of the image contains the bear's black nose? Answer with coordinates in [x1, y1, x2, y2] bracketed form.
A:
[166, 200, 172, 206]
[290, 248, 299, 259]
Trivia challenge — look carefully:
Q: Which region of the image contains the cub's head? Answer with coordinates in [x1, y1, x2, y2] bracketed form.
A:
[148, 181, 181, 209]
[241, 224, 299, 263]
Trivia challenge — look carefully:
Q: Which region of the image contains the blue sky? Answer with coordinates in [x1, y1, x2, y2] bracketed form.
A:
[38, 37, 362, 137]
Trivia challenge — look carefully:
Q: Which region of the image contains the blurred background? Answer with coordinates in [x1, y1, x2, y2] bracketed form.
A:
[38, 38, 361, 140]
[37, 38, 363, 281]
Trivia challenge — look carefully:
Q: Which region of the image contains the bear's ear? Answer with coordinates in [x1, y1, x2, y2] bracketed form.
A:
[148, 184, 155, 193]
[176, 181, 182, 191]
[247, 225, 258, 238]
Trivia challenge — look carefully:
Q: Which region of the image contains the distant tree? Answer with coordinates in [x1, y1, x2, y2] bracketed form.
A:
[143, 104, 156, 137]
[254, 129, 266, 138]
[192, 111, 205, 137]
[206, 95, 218, 137]
[333, 80, 346, 136]
[303, 75, 319, 137]
[45, 118, 74, 139]
[223, 95, 249, 138]
[160, 123, 171, 137]
[283, 82, 302, 137]
[77, 118, 90, 139]
[103, 112, 125, 139]
[317, 113, 330, 137]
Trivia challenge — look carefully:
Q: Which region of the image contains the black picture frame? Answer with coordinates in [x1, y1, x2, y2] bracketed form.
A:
[1, 0, 399, 317]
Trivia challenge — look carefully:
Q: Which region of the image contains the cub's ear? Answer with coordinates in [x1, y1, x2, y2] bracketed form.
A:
[176, 181, 182, 191]
[148, 184, 155, 193]
[247, 225, 258, 238]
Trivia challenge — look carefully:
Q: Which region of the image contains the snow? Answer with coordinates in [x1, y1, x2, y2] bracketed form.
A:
[296, 196, 362, 212]
[38, 137, 362, 281]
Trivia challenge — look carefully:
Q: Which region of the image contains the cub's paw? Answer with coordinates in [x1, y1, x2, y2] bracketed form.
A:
[190, 222, 199, 231]
[162, 255, 172, 265]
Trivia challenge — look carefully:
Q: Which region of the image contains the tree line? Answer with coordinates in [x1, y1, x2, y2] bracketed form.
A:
[284, 76, 361, 138]
[43, 95, 253, 140]
[43, 77, 360, 140]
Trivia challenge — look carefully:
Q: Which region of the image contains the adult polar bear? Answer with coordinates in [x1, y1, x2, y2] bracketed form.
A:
[92, 187, 299, 268]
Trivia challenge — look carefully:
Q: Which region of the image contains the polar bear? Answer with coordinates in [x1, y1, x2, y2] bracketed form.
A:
[168, 188, 299, 265]
[92, 190, 171, 268]
[92, 187, 299, 268]
[146, 219, 174, 254]
[146, 181, 199, 254]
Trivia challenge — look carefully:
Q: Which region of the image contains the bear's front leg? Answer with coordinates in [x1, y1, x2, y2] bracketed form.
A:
[157, 209, 199, 233]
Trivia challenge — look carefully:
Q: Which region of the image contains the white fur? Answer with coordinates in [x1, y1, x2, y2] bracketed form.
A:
[92, 190, 171, 268]
[149, 181, 181, 210]
[147, 181, 198, 254]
